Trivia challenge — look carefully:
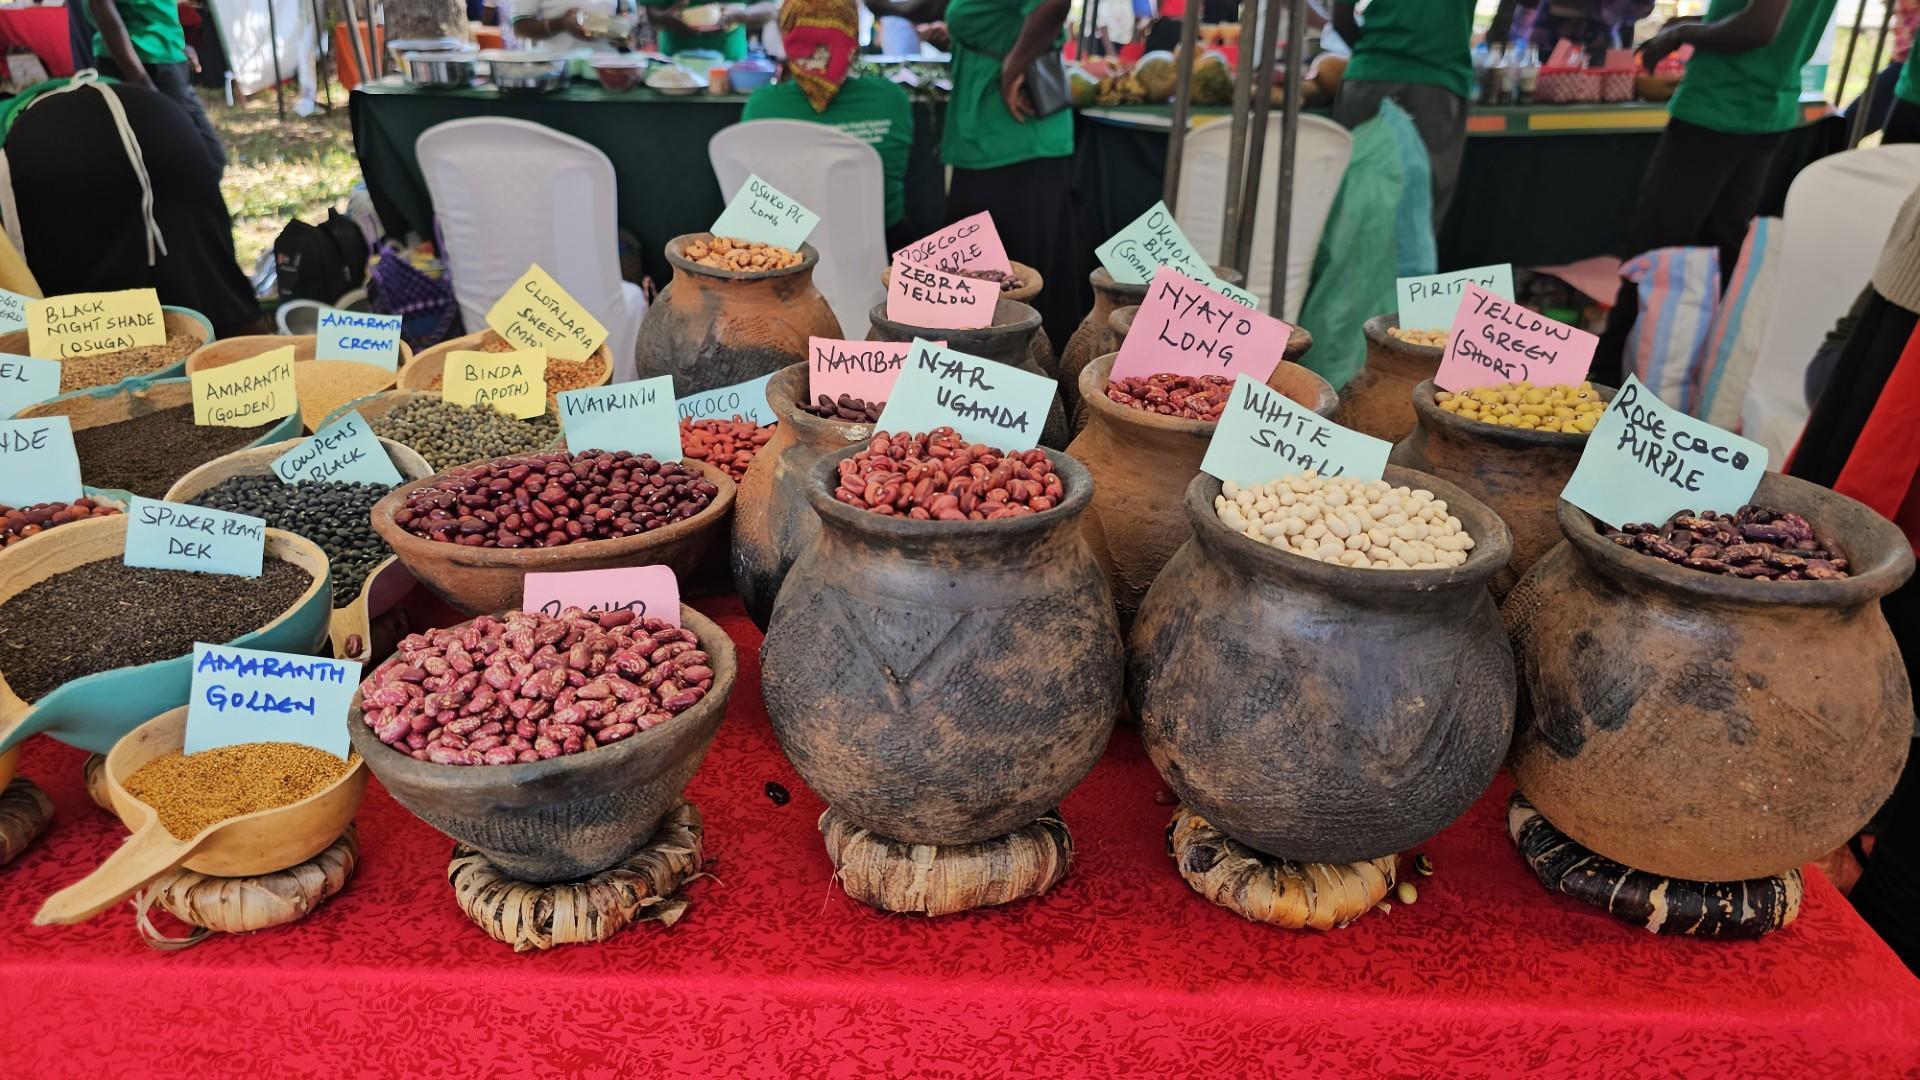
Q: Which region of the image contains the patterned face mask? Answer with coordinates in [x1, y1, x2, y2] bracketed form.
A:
[778, 0, 858, 112]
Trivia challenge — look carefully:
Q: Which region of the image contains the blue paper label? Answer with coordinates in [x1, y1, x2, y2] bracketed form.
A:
[185, 643, 358, 759]
[0, 355, 60, 419]
[0, 288, 28, 335]
[1560, 374, 1768, 528]
[874, 339, 1056, 450]
[676, 373, 777, 427]
[1200, 375, 1391, 488]
[315, 309, 405, 370]
[272, 410, 404, 487]
[557, 375, 682, 462]
[0, 415, 81, 506]
[123, 495, 266, 577]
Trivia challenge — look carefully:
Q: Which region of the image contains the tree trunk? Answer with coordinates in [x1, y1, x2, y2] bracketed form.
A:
[379, 0, 474, 43]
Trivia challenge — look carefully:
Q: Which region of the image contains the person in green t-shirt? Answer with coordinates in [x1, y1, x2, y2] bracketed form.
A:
[86, 0, 224, 176]
[1593, 0, 1837, 383]
[1887, 50, 1920, 143]
[741, 0, 917, 247]
[1318, 0, 1475, 227]
[640, 0, 777, 60]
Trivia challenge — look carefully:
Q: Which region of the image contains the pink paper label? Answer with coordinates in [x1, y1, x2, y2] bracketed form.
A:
[893, 211, 1014, 276]
[521, 565, 681, 627]
[1110, 267, 1291, 384]
[809, 337, 941, 404]
[885, 256, 996, 331]
[1435, 283, 1598, 391]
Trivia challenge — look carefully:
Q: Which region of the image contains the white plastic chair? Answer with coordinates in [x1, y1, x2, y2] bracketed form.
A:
[1740, 144, 1920, 460]
[709, 119, 886, 338]
[415, 118, 648, 381]
[1175, 114, 1354, 323]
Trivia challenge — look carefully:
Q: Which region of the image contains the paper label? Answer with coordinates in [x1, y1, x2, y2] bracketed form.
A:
[809, 337, 928, 405]
[27, 288, 166, 360]
[124, 495, 266, 577]
[1560, 375, 1767, 529]
[1208, 277, 1261, 310]
[677, 373, 777, 426]
[710, 173, 821, 250]
[521, 565, 681, 625]
[443, 348, 548, 420]
[272, 410, 404, 487]
[885, 256, 995, 330]
[190, 345, 298, 428]
[1095, 201, 1213, 285]
[1111, 268, 1291, 384]
[1201, 375, 1390, 488]
[1435, 284, 1597, 391]
[484, 265, 607, 362]
[874, 339, 1055, 450]
[0, 416, 81, 506]
[0, 288, 28, 334]
[894, 211, 1013, 275]
[0, 354, 62, 419]
[557, 375, 681, 461]
[1396, 263, 1515, 331]
[315, 309, 404, 370]
[185, 643, 358, 759]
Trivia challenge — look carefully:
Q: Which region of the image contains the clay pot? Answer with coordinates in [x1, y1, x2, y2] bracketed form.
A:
[1505, 473, 1916, 881]
[1068, 351, 1336, 629]
[731, 362, 875, 628]
[762, 446, 1122, 846]
[346, 605, 737, 883]
[1389, 380, 1615, 599]
[1059, 265, 1244, 430]
[634, 233, 842, 395]
[1129, 466, 1516, 863]
[866, 297, 1070, 449]
[1093, 304, 1314, 433]
[1333, 315, 1442, 444]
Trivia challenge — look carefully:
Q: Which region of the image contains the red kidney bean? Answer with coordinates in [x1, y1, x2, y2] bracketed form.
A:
[394, 451, 718, 548]
[1105, 373, 1234, 421]
[680, 416, 774, 482]
[834, 428, 1064, 521]
[800, 394, 885, 423]
[1604, 505, 1849, 581]
[0, 497, 122, 547]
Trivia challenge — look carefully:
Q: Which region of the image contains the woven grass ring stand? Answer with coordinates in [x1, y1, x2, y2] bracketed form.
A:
[448, 802, 705, 952]
[820, 809, 1074, 917]
[1167, 808, 1398, 930]
[134, 828, 361, 949]
[0, 776, 53, 868]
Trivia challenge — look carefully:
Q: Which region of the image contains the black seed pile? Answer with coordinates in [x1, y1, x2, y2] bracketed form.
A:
[70, 405, 277, 499]
[0, 558, 315, 702]
[189, 476, 392, 605]
[368, 397, 560, 472]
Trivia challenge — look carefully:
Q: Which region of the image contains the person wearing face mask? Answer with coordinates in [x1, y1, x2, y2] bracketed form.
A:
[741, 0, 916, 249]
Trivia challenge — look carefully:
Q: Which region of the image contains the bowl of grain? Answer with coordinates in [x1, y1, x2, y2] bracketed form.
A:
[0, 306, 213, 399]
[187, 335, 403, 432]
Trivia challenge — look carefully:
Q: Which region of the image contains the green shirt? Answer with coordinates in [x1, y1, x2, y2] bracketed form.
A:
[91, 0, 187, 66]
[636, 0, 750, 60]
[1898, 48, 1920, 108]
[741, 77, 915, 226]
[942, 0, 1073, 170]
[1342, 0, 1475, 99]
[1669, 0, 1838, 134]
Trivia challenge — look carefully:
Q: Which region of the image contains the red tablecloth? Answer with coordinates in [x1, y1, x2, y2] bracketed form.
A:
[0, 5, 75, 80]
[2, 597, 1917, 1075]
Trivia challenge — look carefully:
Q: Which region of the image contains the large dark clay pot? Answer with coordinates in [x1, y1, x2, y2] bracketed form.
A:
[1129, 466, 1517, 862]
[1059, 266, 1242, 431]
[1068, 351, 1336, 630]
[732, 362, 876, 628]
[1333, 314, 1441, 444]
[867, 297, 1069, 449]
[762, 447, 1122, 845]
[634, 233, 842, 394]
[1390, 380, 1615, 600]
[1505, 473, 1916, 881]
[346, 605, 738, 883]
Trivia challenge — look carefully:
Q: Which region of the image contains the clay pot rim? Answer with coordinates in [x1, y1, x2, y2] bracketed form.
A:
[1183, 464, 1514, 592]
[1410, 379, 1617, 449]
[880, 260, 1044, 303]
[1363, 313, 1443, 359]
[665, 232, 821, 281]
[767, 362, 877, 443]
[804, 441, 1093, 542]
[344, 604, 737, 790]
[866, 296, 1043, 341]
[368, 455, 737, 571]
[1077, 351, 1338, 436]
[1555, 472, 1917, 606]
[1090, 263, 1242, 301]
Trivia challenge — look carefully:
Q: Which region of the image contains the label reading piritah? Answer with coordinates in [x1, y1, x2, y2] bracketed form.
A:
[1201, 375, 1390, 488]
[27, 288, 165, 360]
[444, 348, 548, 419]
[1435, 284, 1597, 391]
[124, 495, 266, 577]
[678, 373, 777, 427]
[315, 309, 405, 370]
[522, 565, 681, 625]
[484, 265, 608, 362]
[272, 411, 404, 487]
[0, 416, 81, 506]
[186, 643, 359, 758]
[711, 173, 821, 250]
[1111, 268, 1290, 384]
[1560, 375, 1767, 529]
[876, 339, 1055, 450]
[191, 346, 298, 428]
[557, 375, 681, 462]
[1396, 263, 1515, 331]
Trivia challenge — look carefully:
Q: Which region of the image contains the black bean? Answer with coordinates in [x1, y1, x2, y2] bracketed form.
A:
[189, 477, 393, 607]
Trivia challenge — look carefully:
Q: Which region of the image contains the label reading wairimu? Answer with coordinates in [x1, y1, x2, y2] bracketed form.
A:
[556, 375, 681, 462]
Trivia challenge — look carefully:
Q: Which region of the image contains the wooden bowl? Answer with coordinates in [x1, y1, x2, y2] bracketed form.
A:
[33, 706, 366, 924]
[347, 604, 736, 882]
[184, 333, 416, 374]
[0, 307, 212, 396]
[403, 330, 613, 405]
[368, 457, 736, 615]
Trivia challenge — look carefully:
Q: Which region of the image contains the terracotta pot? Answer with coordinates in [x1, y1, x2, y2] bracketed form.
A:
[346, 604, 737, 883]
[1332, 315, 1442, 444]
[1091, 303, 1315, 433]
[761, 446, 1122, 846]
[368, 458, 736, 615]
[1505, 473, 1916, 881]
[1129, 466, 1516, 862]
[1068, 351, 1336, 629]
[634, 233, 842, 395]
[731, 362, 875, 628]
[1389, 380, 1615, 600]
[1059, 265, 1243, 430]
[866, 297, 1069, 448]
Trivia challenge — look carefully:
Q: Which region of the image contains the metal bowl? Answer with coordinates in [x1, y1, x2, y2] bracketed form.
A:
[481, 49, 572, 94]
[397, 48, 480, 88]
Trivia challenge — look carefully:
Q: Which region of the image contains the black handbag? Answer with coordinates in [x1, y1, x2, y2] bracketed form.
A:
[1022, 50, 1072, 118]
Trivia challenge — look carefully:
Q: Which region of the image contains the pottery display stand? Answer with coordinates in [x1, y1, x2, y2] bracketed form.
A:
[821, 808, 1072, 917]
[448, 802, 704, 953]
[0, 777, 52, 867]
[1168, 808, 1397, 930]
[1507, 796, 1803, 938]
[134, 827, 361, 949]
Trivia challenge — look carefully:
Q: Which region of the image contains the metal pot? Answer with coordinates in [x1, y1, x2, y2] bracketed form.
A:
[481, 49, 572, 94]
[397, 48, 480, 89]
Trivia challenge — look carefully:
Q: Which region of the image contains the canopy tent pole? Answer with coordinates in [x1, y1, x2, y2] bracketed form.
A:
[1268, 0, 1308, 317]
[1161, 0, 1204, 210]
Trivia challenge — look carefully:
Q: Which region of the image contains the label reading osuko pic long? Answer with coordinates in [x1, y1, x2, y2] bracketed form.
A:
[124, 495, 266, 577]
[710, 173, 821, 250]
[191, 346, 298, 428]
[1560, 375, 1766, 529]
[186, 643, 359, 758]
[1200, 375, 1390, 489]
[875, 339, 1055, 450]
[522, 565, 681, 626]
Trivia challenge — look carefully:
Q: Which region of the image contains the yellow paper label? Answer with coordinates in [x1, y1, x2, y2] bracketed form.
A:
[443, 349, 548, 419]
[27, 288, 166, 359]
[191, 346, 298, 427]
[484, 265, 607, 362]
